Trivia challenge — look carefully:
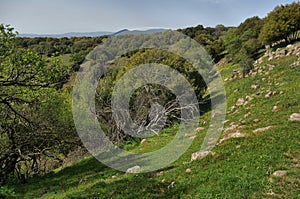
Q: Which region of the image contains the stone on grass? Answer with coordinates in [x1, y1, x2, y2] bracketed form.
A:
[185, 168, 192, 173]
[195, 127, 205, 132]
[141, 139, 147, 144]
[273, 170, 287, 177]
[272, 106, 279, 112]
[191, 151, 213, 161]
[219, 132, 247, 143]
[289, 113, 300, 122]
[126, 165, 142, 173]
[253, 126, 274, 133]
[236, 98, 245, 106]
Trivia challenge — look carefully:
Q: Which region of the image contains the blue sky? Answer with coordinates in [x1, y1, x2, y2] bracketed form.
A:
[0, 0, 296, 34]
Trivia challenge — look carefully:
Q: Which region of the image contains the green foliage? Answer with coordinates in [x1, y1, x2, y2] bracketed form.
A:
[259, 2, 300, 45]
[179, 24, 228, 62]
[239, 54, 254, 76]
[7, 53, 300, 198]
[223, 16, 263, 63]
[0, 24, 78, 185]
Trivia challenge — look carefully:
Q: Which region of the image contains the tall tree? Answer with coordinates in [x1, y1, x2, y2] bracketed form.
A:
[0, 24, 77, 185]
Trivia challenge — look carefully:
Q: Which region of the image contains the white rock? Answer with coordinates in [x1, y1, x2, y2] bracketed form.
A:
[141, 139, 147, 144]
[191, 151, 213, 161]
[185, 168, 192, 173]
[273, 170, 287, 177]
[236, 98, 245, 106]
[126, 165, 142, 173]
[219, 132, 247, 143]
[272, 106, 279, 112]
[253, 119, 260, 123]
[289, 113, 300, 122]
[251, 84, 259, 89]
[168, 181, 176, 189]
[195, 127, 205, 132]
[253, 126, 274, 133]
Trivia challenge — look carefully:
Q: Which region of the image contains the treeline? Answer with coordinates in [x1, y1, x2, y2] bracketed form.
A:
[179, 2, 300, 74]
[15, 36, 107, 71]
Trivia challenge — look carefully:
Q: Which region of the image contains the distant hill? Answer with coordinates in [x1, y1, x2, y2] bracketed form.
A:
[18, 28, 167, 38]
[18, 31, 112, 38]
[110, 28, 167, 36]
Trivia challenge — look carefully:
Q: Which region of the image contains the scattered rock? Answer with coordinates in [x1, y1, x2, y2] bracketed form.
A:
[191, 151, 214, 161]
[141, 139, 147, 144]
[244, 112, 251, 118]
[111, 175, 117, 179]
[219, 132, 247, 143]
[185, 168, 192, 173]
[126, 165, 142, 173]
[289, 113, 300, 122]
[245, 96, 253, 101]
[161, 179, 166, 183]
[195, 127, 205, 132]
[168, 181, 176, 189]
[273, 170, 287, 177]
[253, 119, 260, 123]
[236, 98, 245, 106]
[222, 120, 230, 124]
[253, 126, 274, 133]
[272, 106, 279, 112]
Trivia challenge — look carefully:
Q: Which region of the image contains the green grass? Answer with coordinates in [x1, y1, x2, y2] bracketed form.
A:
[2, 54, 300, 198]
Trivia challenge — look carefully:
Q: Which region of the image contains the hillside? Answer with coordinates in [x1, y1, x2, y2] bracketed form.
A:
[4, 43, 300, 198]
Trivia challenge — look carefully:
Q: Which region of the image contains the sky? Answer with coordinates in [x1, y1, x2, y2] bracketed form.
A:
[0, 0, 297, 34]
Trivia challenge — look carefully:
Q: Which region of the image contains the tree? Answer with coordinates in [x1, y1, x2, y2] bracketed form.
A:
[259, 2, 300, 45]
[0, 24, 78, 185]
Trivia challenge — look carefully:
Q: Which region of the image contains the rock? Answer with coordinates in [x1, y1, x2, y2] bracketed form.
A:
[224, 122, 241, 133]
[191, 151, 213, 161]
[219, 132, 247, 143]
[244, 112, 251, 118]
[253, 126, 274, 133]
[251, 84, 259, 89]
[265, 91, 273, 99]
[168, 181, 176, 189]
[253, 119, 260, 123]
[141, 139, 147, 144]
[273, 170, 287, 177]
[161, 179, 166, 183]
[195, 127, 205, 132]
[236, 98, 245, 106]
[289, 113, 300, 122]
[185, 168, 192, 173]
[126, 165, 142, 173]
[245, 96, 253, 101]
[111, 175, 117, 179]
[230, 106, 236, 111]
[272, 106, 279, 112]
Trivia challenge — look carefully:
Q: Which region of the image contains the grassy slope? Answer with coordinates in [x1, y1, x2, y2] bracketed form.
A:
[5, 52, 300, 198]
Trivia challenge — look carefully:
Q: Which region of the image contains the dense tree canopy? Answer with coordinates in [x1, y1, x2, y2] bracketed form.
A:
[259, 2, 300, 45]
[0, 24, 78, 185]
